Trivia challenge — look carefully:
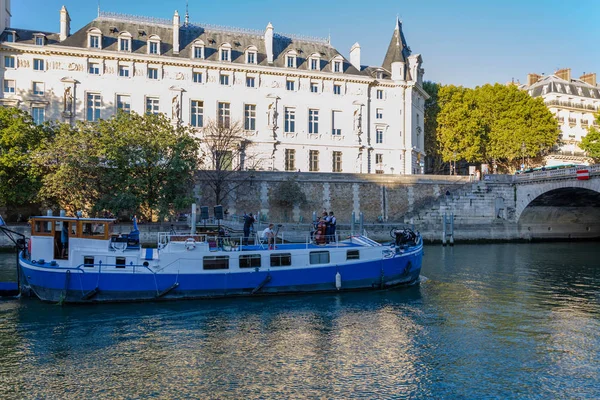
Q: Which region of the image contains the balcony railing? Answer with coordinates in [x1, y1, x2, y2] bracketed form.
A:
[545, 99, 599, 112]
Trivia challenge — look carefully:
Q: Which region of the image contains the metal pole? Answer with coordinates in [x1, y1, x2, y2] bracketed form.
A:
[351, 211, 355, 236]
[359, 212, 364, 236]
[190, 203, 196, 235]
[442, 213, 447, 246]
[449, 213, 454, 246]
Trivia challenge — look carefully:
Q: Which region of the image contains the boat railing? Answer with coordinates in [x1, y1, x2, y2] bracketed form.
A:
[32, 260, 157, 275]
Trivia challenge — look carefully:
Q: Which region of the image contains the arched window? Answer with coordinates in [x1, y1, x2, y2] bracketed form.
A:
[147, 35, 161, 55]
[219, 43, 232, 62]
[285, 50, 297, 68]
[245, 45, 258, 64]
[87, 28, 102, 50]
[192, 40, 205, 59]
[34, 33, 46, 46]
[119, 32, 132, 52]
[330, 55, 343, 73]
[309, 53, 321, 71]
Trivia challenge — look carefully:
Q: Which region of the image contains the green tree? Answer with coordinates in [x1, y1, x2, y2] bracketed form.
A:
[37, 112, 200, 220]
[580, 112, 600, 162]
[423, 81, 446, 174]
[0, 107, 49, 211]
[271, 177, 307, 221]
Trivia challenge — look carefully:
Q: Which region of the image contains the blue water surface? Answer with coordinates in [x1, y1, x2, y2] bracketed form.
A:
[0, 243, 599, 399]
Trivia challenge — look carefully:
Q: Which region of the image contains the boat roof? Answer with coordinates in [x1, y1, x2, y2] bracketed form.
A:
[30, 216, 116, 222]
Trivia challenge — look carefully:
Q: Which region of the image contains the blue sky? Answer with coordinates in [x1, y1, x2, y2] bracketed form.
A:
[13, 0, 600, 87]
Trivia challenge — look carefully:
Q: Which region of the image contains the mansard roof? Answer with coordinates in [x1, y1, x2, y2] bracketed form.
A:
[525, 75, 600, 99]
[1, 28, 60, 45]
[50, 14, 363, 75]
[381, 18, 411, 73]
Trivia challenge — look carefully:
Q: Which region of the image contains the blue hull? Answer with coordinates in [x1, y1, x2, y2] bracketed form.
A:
[19, 248, 422, 304]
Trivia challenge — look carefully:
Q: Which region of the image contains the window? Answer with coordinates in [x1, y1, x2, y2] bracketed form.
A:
[146, 97, 159, 114]
[117, 95, 131, 113]
[4, 56, 15, 69]
[270, 253, 292, 267]
[220, 74, 230, 86]
[285, 149, 295, 171]
[86, 93, 101, 122]
[244, 104, 256, 131]
[148, 67, 158, 80]
[332, 151, 342, 172]
[309, 109, 319, 134]
[310, 82, 319, 93]
[3, 79, 15, 93]
[333, 61, 342, 73]
[310, 251, 330, 265]
[88, 62, 100, 75]
[119, 37, 131, 52]
[377, 89, 384, 100]
[33, 82, 44, 95]
[116, 257, 126, 268]
[203, 256, 229, 270]
[148, 41, 159, 55]
[347, 250, 360, 260]
[376, 71, 384, 79]
[35, 36, 45, 46]
[246, 51, 256, 64]
[284, 107, 296, 133]
[118, 65, 130, 77]
[193, 71, 203, 83]
[286, 80, 295, 91]
[246, 76, 255, 88]
[309, 150, 319, 172]
[286, 55, 296, 68]
[310, 58, 319, 70]
[83, 256, 95, 267]
[376, 153, 383, 164]
[376, 128, 383, 144]
[191, 100, 203, 127]
[218, 102, 230, 128]
[332, 111, 341, 135]
[333, 84, 341, 95]
[31, 107, 45, 124]
[220, 46, 231, 61]
[33, 59, 44, 71]
[89, 35, 100, 49]
[193, 45, 204, 59]
[376, 108, 383, 119]
[239, 254, 261, 268]
[5, 31, 15, 42]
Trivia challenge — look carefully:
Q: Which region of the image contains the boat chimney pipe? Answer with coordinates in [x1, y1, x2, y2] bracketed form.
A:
[359, 212, 364, 235]
[351, 211, 355, 236]
[190, 203, 196, 235]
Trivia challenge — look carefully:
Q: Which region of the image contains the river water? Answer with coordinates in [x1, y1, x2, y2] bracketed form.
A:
[0, 243, 599, 399]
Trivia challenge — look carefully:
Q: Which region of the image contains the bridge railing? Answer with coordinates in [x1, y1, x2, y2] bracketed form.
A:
[514, 164, 599, 182]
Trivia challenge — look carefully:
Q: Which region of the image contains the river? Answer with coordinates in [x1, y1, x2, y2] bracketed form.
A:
[0, 243, 599, 399]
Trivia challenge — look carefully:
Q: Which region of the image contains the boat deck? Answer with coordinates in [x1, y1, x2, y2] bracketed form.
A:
[237, 242, 364, 251]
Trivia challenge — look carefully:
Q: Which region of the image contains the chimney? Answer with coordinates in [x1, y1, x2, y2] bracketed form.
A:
[60, 5, 71, 42]
[555, 68, 571, 82]
[265, 23, 274, 64]
[350, 42, 361, 70]
[527, 73, 541, 86]
[173, 10, 180, 54]
[580, 73, 597, 87]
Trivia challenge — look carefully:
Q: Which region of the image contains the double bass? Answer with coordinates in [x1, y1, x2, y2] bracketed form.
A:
[314, 218, 327, 245]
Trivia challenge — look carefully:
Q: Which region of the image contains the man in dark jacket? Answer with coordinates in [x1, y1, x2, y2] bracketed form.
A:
[243, 213, 255, 246]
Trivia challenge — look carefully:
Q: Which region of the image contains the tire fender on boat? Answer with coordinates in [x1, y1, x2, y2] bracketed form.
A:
[185, 238, 196, 251]
[335, 272, 342, 290]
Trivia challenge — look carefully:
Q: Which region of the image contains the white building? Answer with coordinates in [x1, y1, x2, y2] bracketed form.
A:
[522, 68, 600, 166]
[0, 2, 427, 174]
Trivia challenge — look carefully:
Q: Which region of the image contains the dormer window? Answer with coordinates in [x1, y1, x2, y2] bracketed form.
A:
[119, 32, 132, 52]
[87, 28, 102, 49]
[34, 34, 46, 46]
[286, 51, 297, 68]
[147, 35, 161, 55]
[246, 46, 257, 64]
[4, 31, 15, 43]
[309, 54, 321, 71]
[220, 43, 232, 62]
[375, 70, 384, 79]
[192, 40, 205, 59]
[333, 61, 341, 73]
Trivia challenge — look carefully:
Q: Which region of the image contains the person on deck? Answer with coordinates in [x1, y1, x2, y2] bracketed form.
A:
[243, 213, 255, 246]
[328, 211, 337, 243]
[262, 224, 275, 249]
[322, 212, 331, 243]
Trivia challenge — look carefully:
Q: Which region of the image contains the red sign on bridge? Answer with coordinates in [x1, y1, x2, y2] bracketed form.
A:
[576, 169, 590, 180]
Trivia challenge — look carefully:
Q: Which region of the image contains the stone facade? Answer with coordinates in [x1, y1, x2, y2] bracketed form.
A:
[0, 2, 428, 175]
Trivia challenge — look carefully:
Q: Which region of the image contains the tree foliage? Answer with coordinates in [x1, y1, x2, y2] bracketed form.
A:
[437, 84, 559, 172]
[580, 112, 600, 162]
[36, 112, 200, 220]
[423, 81, 446, 173]
[0, 107, 49, 209]
[271, 178, 307, 209]
[199, 120, 263, 205]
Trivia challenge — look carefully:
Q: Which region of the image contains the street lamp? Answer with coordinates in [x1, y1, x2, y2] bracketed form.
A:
[453, 151, 457, 175]
[521, 142, 526, 171]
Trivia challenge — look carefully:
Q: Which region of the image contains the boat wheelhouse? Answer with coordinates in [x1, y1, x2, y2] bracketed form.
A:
[18, 216, 423, 304]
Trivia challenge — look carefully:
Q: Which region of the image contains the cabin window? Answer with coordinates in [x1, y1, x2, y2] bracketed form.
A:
[347, 250, 360, 260]
[239, 254, 261, 268]
[310, 251, 330, 265]
[116, 257, 126, 268]
[34, 220, 53, 234]
[83, 256, 95, 267]
[270, 253, 292, 267]
[81, 222, 105, 237]
[203, 256, 229, 270]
